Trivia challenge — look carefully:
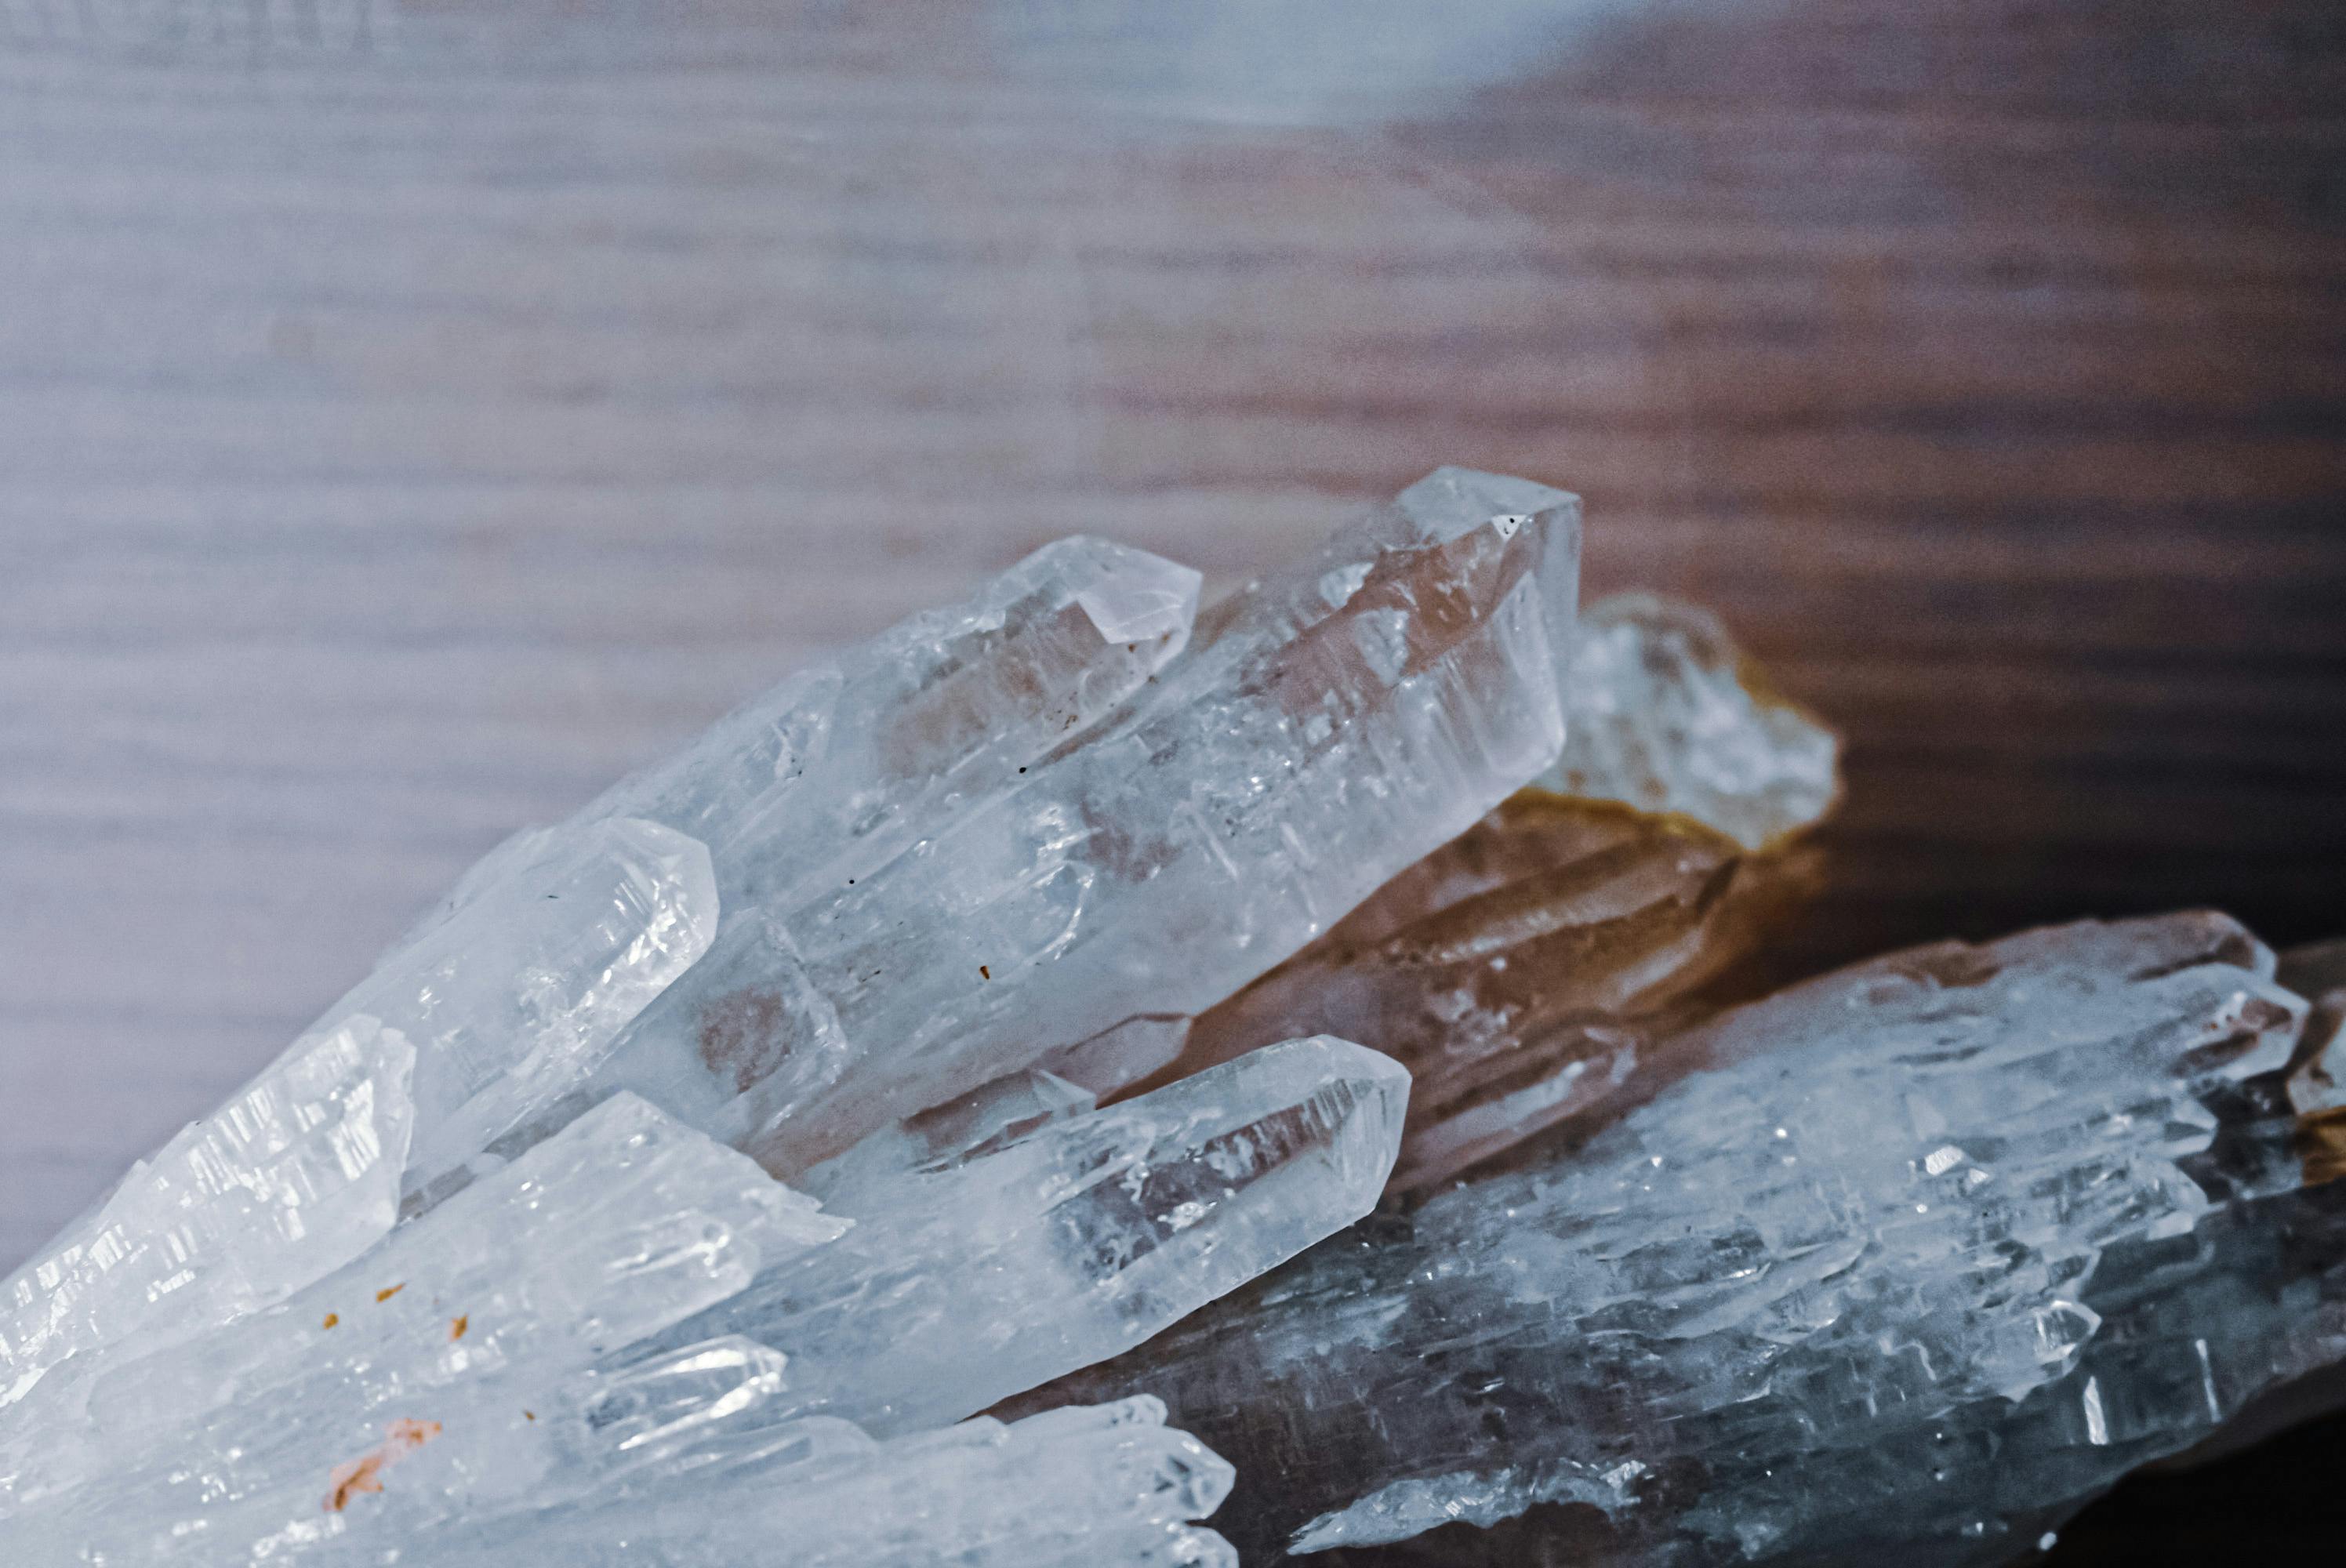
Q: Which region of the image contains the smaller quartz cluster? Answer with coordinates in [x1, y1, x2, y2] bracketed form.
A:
[1030, 913, 2328, 1565]
[4, 469, 2341, 1567]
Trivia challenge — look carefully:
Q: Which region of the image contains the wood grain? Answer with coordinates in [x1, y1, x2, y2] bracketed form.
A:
[2, 1, 2342, 1554]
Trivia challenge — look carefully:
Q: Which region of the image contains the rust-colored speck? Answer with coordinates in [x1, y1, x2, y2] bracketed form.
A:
[523, 1410, 536, 1421]
[375, 1283, 405, 1303]
[321, 1312, 339, 1330]
[323, 1417, 441, 1512]
[979, 964, 991, 979]
[450, 1315, 469, 1341]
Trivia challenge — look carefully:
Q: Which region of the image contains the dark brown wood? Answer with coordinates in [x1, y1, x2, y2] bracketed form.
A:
[1, 0, 2341, 1555]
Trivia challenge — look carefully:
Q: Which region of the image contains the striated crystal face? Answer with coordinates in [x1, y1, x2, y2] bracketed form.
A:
[1022, 913, 2325, 1564]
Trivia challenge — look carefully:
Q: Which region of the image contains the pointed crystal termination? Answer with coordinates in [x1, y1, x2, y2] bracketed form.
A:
[381, 538, 1198, 1187]
[0, 1017, 416, 1411]
[0, 814, 723, 1414]
[414, 1396, 1238, 1568]
[1538, 593, 1839, 851]
[1113, 590, 1831, 1189]
[594, 469, 1578, 1177]
[408, 536, 1203, 929]
[1016, 913, 2312, 1563]
[641, 1036, 1409, 1436]
[0, 1085, 1257, 1568]
[0, 1094, 846, 1557]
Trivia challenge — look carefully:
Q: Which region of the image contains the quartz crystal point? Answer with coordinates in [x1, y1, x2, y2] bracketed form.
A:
[0, 1092, 845, 1554]
[1132, 590, 1832, 1192]
[0, 535, 1197, 1414]
[403, 535, 1204, 1197]
[1022, 913, 2326, 1564]
[0, 815, 720, 1411]
[584, 468, 1578, 1177]
[0, 1087, 1268, 1565]
[641, 1036, 1410, 1436]
[1537, 593, 1838, 851]
[0, 1018, 416, 1410]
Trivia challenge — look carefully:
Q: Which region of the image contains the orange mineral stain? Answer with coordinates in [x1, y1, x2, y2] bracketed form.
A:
[450, 1315, 469, 1341]
[321, 1312, 339, 1330]
[375, 1284, 404, 1303]
[323, 1418, 442, 1512]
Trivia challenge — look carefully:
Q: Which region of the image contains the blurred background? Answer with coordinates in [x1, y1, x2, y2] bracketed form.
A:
[2, 2, 2342, 1554]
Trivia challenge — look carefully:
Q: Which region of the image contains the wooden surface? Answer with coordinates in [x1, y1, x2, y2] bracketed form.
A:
[2, 0, 2343, 1555]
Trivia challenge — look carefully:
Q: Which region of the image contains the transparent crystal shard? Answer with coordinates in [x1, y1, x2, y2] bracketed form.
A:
[412, 1397, 1237, 1568]
[0, 816, 716, 1412]
[1020, 913, 2313, 1563]
[1168, 793, 1818, 1192]
[0, 1094, 843, 1557]
[642, 1036, 1408, 1436]
[370, 535, 1199, 1179]
[381, 818, 720, 1191]
[0, 1016, 416, 1410]
[1120, 594, 1830, 1189]
[1537, 593, 1839, 850]
[593, 470, 1577, 1176]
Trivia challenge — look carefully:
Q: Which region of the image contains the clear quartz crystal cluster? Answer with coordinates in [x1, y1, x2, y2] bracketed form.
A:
[1028, 913, 2333, 1565]
[6, 467, 2343, 1567]
[0, 470, 1576, 1565]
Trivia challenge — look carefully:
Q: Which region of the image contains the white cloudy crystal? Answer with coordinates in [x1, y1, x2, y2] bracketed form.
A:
[0, 1033, 1395, 1563]
[1027, 913, 2319, 1563]
[376, 535, 1202, 1189]
[1539, 593, 1838, 849]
